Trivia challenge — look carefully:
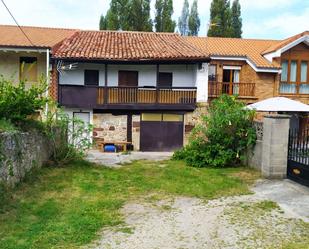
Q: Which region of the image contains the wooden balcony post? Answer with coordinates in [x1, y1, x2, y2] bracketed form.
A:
[104, 63, 108, 104]
[156, 64, 159, 104]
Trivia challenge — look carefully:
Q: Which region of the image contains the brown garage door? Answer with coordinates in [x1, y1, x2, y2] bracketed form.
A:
[140, 113, 184, 152]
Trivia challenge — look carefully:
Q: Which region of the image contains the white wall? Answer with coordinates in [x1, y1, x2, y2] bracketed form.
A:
[59, 63, 197, 88]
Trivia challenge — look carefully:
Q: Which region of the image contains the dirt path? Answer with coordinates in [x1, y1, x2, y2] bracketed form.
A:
[89, 180, 309, 249]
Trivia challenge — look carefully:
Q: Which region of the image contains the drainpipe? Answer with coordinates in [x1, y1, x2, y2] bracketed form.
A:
[45, 48, 50, 117]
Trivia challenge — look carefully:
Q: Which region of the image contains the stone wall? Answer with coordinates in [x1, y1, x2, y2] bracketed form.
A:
[0, 130, 52, 187]
[184, 103, 208, 145]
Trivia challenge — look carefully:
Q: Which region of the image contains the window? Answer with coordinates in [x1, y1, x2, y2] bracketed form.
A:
[141, 113, 162, 121]
[290, 60, 297, 82]
[281, 60, 288, 82]
[208, 65, 217, 81]
[84, 70, 99, 86]
[20, 57, 37, 82]
[301, 61, 308, 83]
[158, 72, 173, 88]
[223, 68, 240, 95]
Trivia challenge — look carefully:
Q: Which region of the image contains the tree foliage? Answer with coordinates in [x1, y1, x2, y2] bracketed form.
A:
[188, 0, 200, 36]
[99, 0, 152, 31]
[178, 0, 190, 35]
[154, 0, 176, 32]
[173, 95, 256, 168]
[231, 0, 242, 38]
[207, 0, 242, 38]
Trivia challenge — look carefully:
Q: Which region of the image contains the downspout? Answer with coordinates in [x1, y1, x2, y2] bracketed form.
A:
[45, 48, 50, 116]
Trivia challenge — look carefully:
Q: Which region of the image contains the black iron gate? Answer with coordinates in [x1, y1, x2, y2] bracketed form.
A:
[287, 129, 309, 186]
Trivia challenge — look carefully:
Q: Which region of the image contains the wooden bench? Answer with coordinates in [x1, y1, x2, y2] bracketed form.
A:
[98, 141, 132, 152]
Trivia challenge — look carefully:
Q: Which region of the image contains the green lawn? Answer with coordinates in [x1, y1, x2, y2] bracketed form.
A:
[0, 160, 259, 249]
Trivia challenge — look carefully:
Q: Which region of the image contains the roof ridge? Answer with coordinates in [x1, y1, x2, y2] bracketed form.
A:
[78, 29, 180, 36]
[0, 24, 78, 31]
[185, 36, 281, 42]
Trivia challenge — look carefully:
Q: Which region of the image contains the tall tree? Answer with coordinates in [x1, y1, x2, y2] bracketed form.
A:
[99, 15, 107, 30]
[188, 0, 200, 36]
[178, 0, 189, 36]
[154, 0, 176, 32]
[207, 0, 232, 37]
[99, 0, 129, 31]
[128, 0, 152, 31]
[231, 0, 242, 38]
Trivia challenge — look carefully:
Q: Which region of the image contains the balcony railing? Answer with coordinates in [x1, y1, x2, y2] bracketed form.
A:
[59, 85, 197, 109]
[208, 82, 255, 98]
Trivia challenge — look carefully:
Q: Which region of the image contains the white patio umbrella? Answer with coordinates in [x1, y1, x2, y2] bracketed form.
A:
[246, 97, 309, 112]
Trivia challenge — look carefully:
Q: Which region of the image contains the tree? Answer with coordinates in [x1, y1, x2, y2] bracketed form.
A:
[207, 0, 233, 37]
[154, 0, 176, 32]
[99, 15, 107, 30]
[127, 0, 152, 31]
[178, 0, 189, 36]
[188, 0, 200, 36]
[231, 0, 242, 38]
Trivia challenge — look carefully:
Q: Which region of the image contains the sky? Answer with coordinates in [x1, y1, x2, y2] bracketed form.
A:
[0, 0, 308, 40]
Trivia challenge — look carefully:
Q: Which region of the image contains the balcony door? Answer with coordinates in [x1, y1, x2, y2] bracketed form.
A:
[223, 67, 240, 95]
[118, 71, 138, 103]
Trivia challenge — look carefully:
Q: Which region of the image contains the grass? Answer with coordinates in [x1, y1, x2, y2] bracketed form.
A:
[0, 159, 259, 249]
[0, 118, 17, 133]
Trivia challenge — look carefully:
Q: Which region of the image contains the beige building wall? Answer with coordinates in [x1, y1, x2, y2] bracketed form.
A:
[0, 51, 47, 87]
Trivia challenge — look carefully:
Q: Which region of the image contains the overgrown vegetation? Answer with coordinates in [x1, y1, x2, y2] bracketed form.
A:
[0, 159, 259, 249]
[0, 76, 92, 166]
[0, 76, 48, 124]
[174, 95, 256, 168]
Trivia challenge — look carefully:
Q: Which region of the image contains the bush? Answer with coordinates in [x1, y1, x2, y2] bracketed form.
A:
[44, 104, 93, 166]
[0, 119, 17, 133]
[173, 95, 256, 167]
[0, 76, 48, 124]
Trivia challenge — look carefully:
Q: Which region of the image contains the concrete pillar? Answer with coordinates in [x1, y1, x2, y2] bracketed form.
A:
[196, 63, 208, 103]
[261, 114, 290, 179]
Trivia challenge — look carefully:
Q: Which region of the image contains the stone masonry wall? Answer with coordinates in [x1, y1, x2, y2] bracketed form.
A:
[0, 130, 52, 187]
[184, 103, 208, 146]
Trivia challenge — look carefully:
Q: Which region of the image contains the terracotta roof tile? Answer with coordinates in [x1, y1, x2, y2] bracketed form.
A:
[0, 25, 77, 48]
[53, 30, 209, 61]
[185, 36, 281, 69]
[262, 31, 309, 55]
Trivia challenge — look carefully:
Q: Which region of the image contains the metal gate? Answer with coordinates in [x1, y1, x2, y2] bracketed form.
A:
[287, 129, 309, 186]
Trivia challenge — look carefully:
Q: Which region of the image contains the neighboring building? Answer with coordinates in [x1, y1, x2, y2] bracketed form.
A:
[0, 25, 75, 94]
[51, 31, 210, 151]
[186, 31, 309, 104]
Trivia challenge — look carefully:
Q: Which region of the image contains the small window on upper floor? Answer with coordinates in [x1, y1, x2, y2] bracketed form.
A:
[20, 57, 37, 82]
[84, 70, 99, 86]
[158, 72, 173, 88]
[301, 61, 308, 83]
[208, 64, 217, 81]
[281, 60, 288, 82]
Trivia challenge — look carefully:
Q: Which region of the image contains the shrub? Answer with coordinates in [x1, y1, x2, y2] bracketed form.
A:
[0, 76, 48, 124]
[44, 104, 93, 166]
[0, 119, 17, 133]
[173, 95, 256, 167]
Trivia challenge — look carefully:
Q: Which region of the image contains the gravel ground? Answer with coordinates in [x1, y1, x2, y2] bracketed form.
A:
[87, 180, 309, 249]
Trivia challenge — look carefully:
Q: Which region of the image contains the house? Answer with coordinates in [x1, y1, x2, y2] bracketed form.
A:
[51, 30, 210, 151]
[0, 25, 76, 93]
[1, 24, 309, 151]
[186, 31, 309, 105]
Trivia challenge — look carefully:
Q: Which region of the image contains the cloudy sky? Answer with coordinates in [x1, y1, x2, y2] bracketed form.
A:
[0, 0, 308, 39]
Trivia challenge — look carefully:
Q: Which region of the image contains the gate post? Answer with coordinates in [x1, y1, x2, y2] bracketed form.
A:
[261, 114, 290, 179]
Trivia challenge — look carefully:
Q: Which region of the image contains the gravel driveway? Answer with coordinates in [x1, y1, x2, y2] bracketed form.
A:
[88, 180, 309, 249]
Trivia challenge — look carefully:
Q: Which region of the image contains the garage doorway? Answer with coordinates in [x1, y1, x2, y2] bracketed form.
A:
[140, 113, 184, 151]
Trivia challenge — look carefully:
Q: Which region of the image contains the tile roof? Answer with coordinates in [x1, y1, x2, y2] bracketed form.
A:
[185, 36, 281, 69]
[262, 31, 309, 55]
[53, 30, 209, 61]
[0, 25, 77, 48]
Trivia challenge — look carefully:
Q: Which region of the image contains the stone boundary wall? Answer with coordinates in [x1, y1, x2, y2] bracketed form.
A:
[0, 130, 52, 187]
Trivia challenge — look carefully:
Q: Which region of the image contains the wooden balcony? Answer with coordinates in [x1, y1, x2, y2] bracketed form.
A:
[58, 85, 197, 111]
[208, 82, 255, 98]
